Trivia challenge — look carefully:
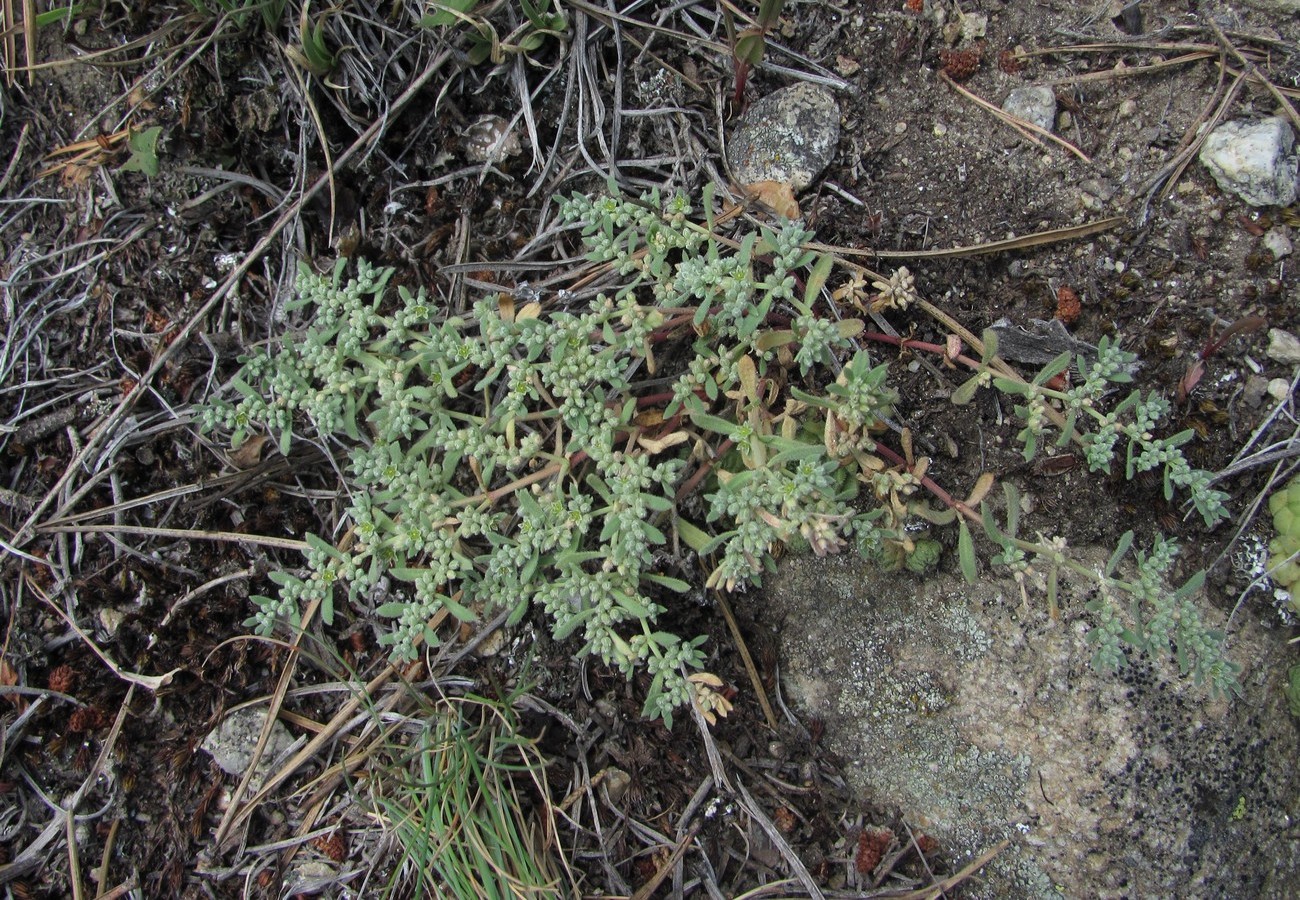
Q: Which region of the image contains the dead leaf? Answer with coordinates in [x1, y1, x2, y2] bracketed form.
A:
[742, 180, 800, 219]
[964, 471, 996, 507]
[228, 434, 272, 469]
[637, 431, 690, 454]
[0, 657, 25, 711]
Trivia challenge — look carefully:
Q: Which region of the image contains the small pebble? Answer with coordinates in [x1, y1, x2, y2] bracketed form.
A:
[462, 115, 522, 164]
[99, 608, 125, 639]
[1268, 378, 1293, 402]
[1262, 227, 1293, 260]
[1243, 374, 1270, 408]
[1002, 86, 1057, 133]
[1118, 99, 1138, 119]
[1266, 328, 1300, 365]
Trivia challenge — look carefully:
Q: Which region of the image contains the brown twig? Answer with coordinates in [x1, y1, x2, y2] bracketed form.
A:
[711, 587, 778, 731]
[809, 216, 1123, 261]
[1207, 18, 1300, 133]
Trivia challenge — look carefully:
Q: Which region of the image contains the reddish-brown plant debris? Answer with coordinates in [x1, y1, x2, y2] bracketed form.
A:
[998, 49, 1024, 74]
[313, 831, 348, 862]
[1055, 285, 1081, 324]
[915, 832, 940, 854]
[855, 826, 895, 875]
[68, 705, 108, 733]
[48, 664, 76, 694]
[939, 47, 981, 81]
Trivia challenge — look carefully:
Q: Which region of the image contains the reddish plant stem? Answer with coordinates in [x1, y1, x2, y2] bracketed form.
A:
[861, 331, 983, 372]
[676, 438, 736, 503]
[872, 440, 981, 524]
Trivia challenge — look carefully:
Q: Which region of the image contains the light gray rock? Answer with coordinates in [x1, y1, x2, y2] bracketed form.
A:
[1267, 328, 1300, 365]
[1198, 117, 1298, 207]
[763, 550, 1300, 898]
[1001, 86, 1056, 133]
[201, 706, 295, 790]
[726, 83, 840, 190]
[1262, 227, 1293, 260]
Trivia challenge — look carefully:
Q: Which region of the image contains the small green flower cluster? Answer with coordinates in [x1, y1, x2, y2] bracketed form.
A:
[1082, 535, 1239, 692]
[965, 333, 1230, 527]
[203, 189, 898, 725]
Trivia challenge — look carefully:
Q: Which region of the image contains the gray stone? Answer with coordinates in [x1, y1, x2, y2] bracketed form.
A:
[762, 550, 1300, 898]
[1262, 226, 1293, 260]
[1001, 86, 1056, 133]
[726, 83, 840, 190]
[1268, 378, 1293, 401]
[1198, 117, 1298, 207]
[201, 706, 295, 790]
[1267, 328, 1300, 365]
[1243, 374, 1271, 407]
[462, 115, 522, 164]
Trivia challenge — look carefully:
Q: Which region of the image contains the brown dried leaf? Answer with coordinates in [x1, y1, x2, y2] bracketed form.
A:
[228, 434, 272, 469]
[0, 657, 23, 711]
[742, 180, 800, 219]
[964, 471, 996, 507]
[637, 430, 690, 455]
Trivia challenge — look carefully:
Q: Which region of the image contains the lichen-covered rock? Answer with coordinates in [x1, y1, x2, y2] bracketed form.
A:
[1198, 117, 1298, 207]
[726, 82, 840, 191]
[201, 706, 295, 791]
[763, 551, 1300, 898]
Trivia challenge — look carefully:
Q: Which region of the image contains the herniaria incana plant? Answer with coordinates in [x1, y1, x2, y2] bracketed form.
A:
[202, 184, 1239, 725]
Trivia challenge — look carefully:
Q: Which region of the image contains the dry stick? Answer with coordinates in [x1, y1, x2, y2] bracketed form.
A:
[809, 216, 1123, 262]
[38, 523, 310, 552]
[284, 671, 429, 869]
[213, 592, 324, 853]
[939, 70, 1092, 163]
[93, 817, 122, 900]
[13, 46, 456, 548]
[735, 778, 823, 899]
[1037, 50, 1217, 86]
[212, 659, 423, 852]
[628, 822, 701, 900]
[711, 587, 778, 731]
[1207, 18, 1300, 134]
[280, 43, 338, 246]
[0, 685, 135, 888]
[895, 839, 1009, 900]
[1138, 69, 1245, 223]
[40, 469, 269, 525]
[19, 0, 33, 85]
[30, 578, 180, 691]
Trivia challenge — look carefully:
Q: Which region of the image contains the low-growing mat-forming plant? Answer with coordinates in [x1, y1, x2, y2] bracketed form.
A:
[202, 184, 1240, 724]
